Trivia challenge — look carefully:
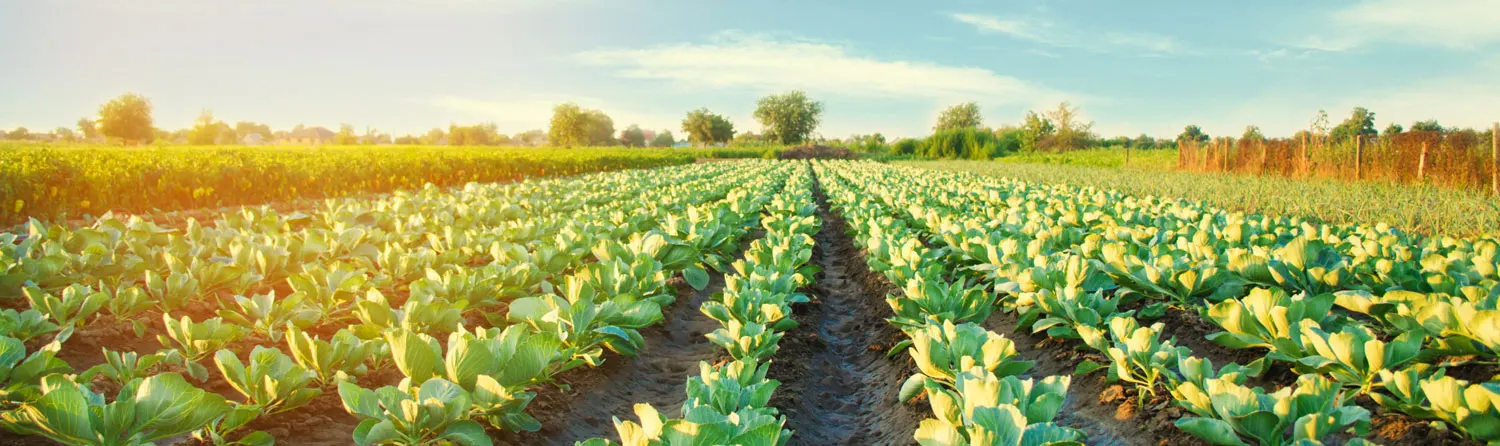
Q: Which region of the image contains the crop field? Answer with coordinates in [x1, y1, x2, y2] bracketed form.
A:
[1, 158, 1498, 446]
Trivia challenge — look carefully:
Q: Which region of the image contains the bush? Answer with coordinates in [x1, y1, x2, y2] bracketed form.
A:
[778, 145, 857, 160]
[921, 128, 1003, 160]
[892, 138, 920, 156]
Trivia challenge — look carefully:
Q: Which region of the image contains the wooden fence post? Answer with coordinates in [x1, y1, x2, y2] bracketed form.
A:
[1301, 133, 1310, 176]
[1221, 140, 1230, 172]
[1354, 136, 1363, 180]
[1492, 123, 1498, 195]
[1259, 141, 1268, 174]
[1124, 144, 1130, 167]
[1418, 141, 1428, 182]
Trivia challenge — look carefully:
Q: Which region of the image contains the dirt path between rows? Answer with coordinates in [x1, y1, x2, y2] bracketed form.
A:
[498, 275, 729, 445]
[768, 172, 925, 445]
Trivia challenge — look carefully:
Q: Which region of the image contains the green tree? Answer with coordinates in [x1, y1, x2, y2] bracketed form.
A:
[548, 103, 589, 147]
[421, 128, 445, 145]
[1384, 123, 1404, 136]
[54, 127, 78, 142]
[650, 130, 675, 147]
[1241, 125, 1265, 143]
[97, 93, 154, 144]
[1019, 111, 1054, 153]
[187, 110, 222, 145]
[682, 108, 735, 147]
[1133, 133, 1156, 149]
[620, 125, 647, 147]
[1329, 107, 1377, 143]
[336, 123, 358, 145]
[585, 110, 616, 146]
[1410, 120, 1443, 133]
[6, 127, 29, 140]
[1177, 125, 1209, 145]
[77, 118, 99, 140]
[934, 102, 982, 131]
[754, 90, 823, 145]
[514, 129, 546, 146]
[1045, 101, 1093, 151]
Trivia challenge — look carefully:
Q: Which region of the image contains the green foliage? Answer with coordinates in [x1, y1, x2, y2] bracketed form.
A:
[157, 314, 250, 381]
[338, 378, 492, 446]
[914, 368, 1081, 446]
[0, 373, 232, 445]
[649, 130, 675, 147]
[1020, 111, 1055, 153]
[1371, 369, 1500, 443]
[1410, 120, 1443, 133]
[620, 125, 647, 148]
[0, 309, 60, 343]
[1177, 125, 1209, 145]
[96, 93, 154, 144]
[0, 337, 71, 405]
[754, 90, 823, 145]
[214, 346, 322, 415]
[23, 284, 106, 343]
[1173, 375, 1370, 446]
[1329, 106, 1377, 144]
[548, 103, 616, 147]
[935, 102, 983, 131]
[79, 348, 166, 387]
[286, 326, 377, 387]
[920, 128, 1004, 160]
[682, 108, 735, 147]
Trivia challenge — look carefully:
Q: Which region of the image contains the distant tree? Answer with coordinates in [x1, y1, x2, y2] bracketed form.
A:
[620, 125, 647, 148]
[754, 91, 822, 145]
[1045, 101, 1093, 151]
[683, 108, 735, 147]
[1329, 107, 1377, 143]
[233, 121, 272, 140]
[1410, 120, 1443, 133]
[336, 124, 358, 145]
[1310, 109, 1331, 137]
[1241, 125, 1265, 143]
[214, 122, 237, 145]
[1177, 125, 1210, 145]
[585, 110, 616, 146]
[1133, 133, 1156, 149]
[548, 104, 614, 147]
[54, 127, 78, 142]
[97, 93, 154, 144]
[419, 128, 444, 145]
[6, 127, 30, 140]
[394, 135, 419, 145]
[649, 130, 675, 147]
[514, 129, 546, 146]
[1384, 123, 1404, 136]
[1019, 111, 1054, 153]
[187, 110, 222, 145]
[77, 118, 99, 140]
[934, 102, 983, 131]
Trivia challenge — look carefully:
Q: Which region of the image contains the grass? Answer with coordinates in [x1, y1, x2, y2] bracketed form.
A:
[993, 148, 1178, 170]
[902, 160, 1500, 238]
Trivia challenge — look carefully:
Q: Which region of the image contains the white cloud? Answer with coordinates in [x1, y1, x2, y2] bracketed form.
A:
[1298, 0, 1500, 51]
[571, 31, 1074, 107]
[950, 13, 1185, 55]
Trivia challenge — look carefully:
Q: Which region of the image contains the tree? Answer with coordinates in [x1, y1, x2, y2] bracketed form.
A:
[650, 130, 675, 147]
[1384, 123, 1404, 136]
[1177, 125, 1209, 145]
[6, 127, 29, 140]
[682, 108, 735, 147]
[1329, 107, 1376, 143]
[1133, 133, 1156, 150]
[336, 124, 358, 145]
[187, 110, 222, 145]
[97, 93, 154, 144]
[421, 128, 445, 145]
[1045, 101, 1093, 151]
[620, 125, 646, 148]
[754, 91, 823, 145]
[548, 104, 614, 147]
[1019, 111, 1054, 153]
[1410, 120, 1443, 133]
[77, 118, 99, 140]
[934, 102, 982, 131]
[214, 122, 237, 145]
[514, 129, 546, 147]
[1241, 125, 1265, 143]
[54, 127, 78, 142]
[233, 121, 272, 141]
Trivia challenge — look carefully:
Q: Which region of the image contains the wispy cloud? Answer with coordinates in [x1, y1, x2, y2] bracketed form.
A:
[571, 31, 1075, 107]
[949, 12, 1185, 55]
[1297, 0, 1500, 51]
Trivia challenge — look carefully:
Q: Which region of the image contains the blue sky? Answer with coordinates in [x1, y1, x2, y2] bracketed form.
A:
[3, 0, 1499, 140]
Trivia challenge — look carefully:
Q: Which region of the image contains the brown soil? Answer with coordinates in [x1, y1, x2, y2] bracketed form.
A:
[497, 277, 730, 445]
[767, 181, 926, 445]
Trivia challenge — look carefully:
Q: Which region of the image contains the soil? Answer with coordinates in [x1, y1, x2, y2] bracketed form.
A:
[767, 181, 926, 445]
[498, 278, 730, 445]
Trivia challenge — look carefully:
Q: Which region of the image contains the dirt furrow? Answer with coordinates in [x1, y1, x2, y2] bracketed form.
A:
[769, 174, 925, 446]
[498, 275, 728, 446]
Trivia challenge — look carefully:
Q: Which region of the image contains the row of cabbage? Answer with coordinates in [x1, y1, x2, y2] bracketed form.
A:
[0, 161, 791, 444]
[813, 162, 1086, 446]
[582, 162, 822, 446]
[824, 160, 1499, 445]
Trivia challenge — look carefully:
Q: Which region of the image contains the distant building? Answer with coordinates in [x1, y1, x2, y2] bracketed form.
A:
[282, 127, 336, 145]
[242, 133, 266, 145]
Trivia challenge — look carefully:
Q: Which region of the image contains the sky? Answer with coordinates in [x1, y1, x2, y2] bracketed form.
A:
[3, 0, 1499, 140]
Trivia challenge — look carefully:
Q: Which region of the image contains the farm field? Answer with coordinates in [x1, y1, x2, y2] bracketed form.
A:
[905, 160, 1500, 238]
[1, 158, 1498, 446]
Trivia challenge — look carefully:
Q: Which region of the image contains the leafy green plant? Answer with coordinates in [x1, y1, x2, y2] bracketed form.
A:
[79, 348, 166, 387]
[157, 314, 249, 381]
[23, 284, 107, 342]
[1203, 288, 1339, 361]
[887, 275, 996, 331]
[508, 276, 660, 368]
[682, 359, 780, 415]
[100, 284, 151, 337]
[577, 403, 792, 446]
[1296, 325, 1422, 393]
[338, 377, 492, 446]
[705, 319, 783, 362]
[0, 373, 232, 445]
[286, 326, 377, 387]
[898, 321, 1032, 401]
[1370, 369, 1500, 444]
[1077, 317, 1184, 405]
[219, 291, 322, 341]
[214, 346, 322, 415]
[1173, 374, 1370, 446]
[0, 308, 59, 343]
[914, 367, 1082, 446]
[0, 337, 70, 405]
[383, 325, 559, 432]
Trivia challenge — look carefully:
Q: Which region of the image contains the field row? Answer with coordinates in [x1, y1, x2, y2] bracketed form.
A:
[829, 160, 1498, 445]
[0, 161, 801, 445]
